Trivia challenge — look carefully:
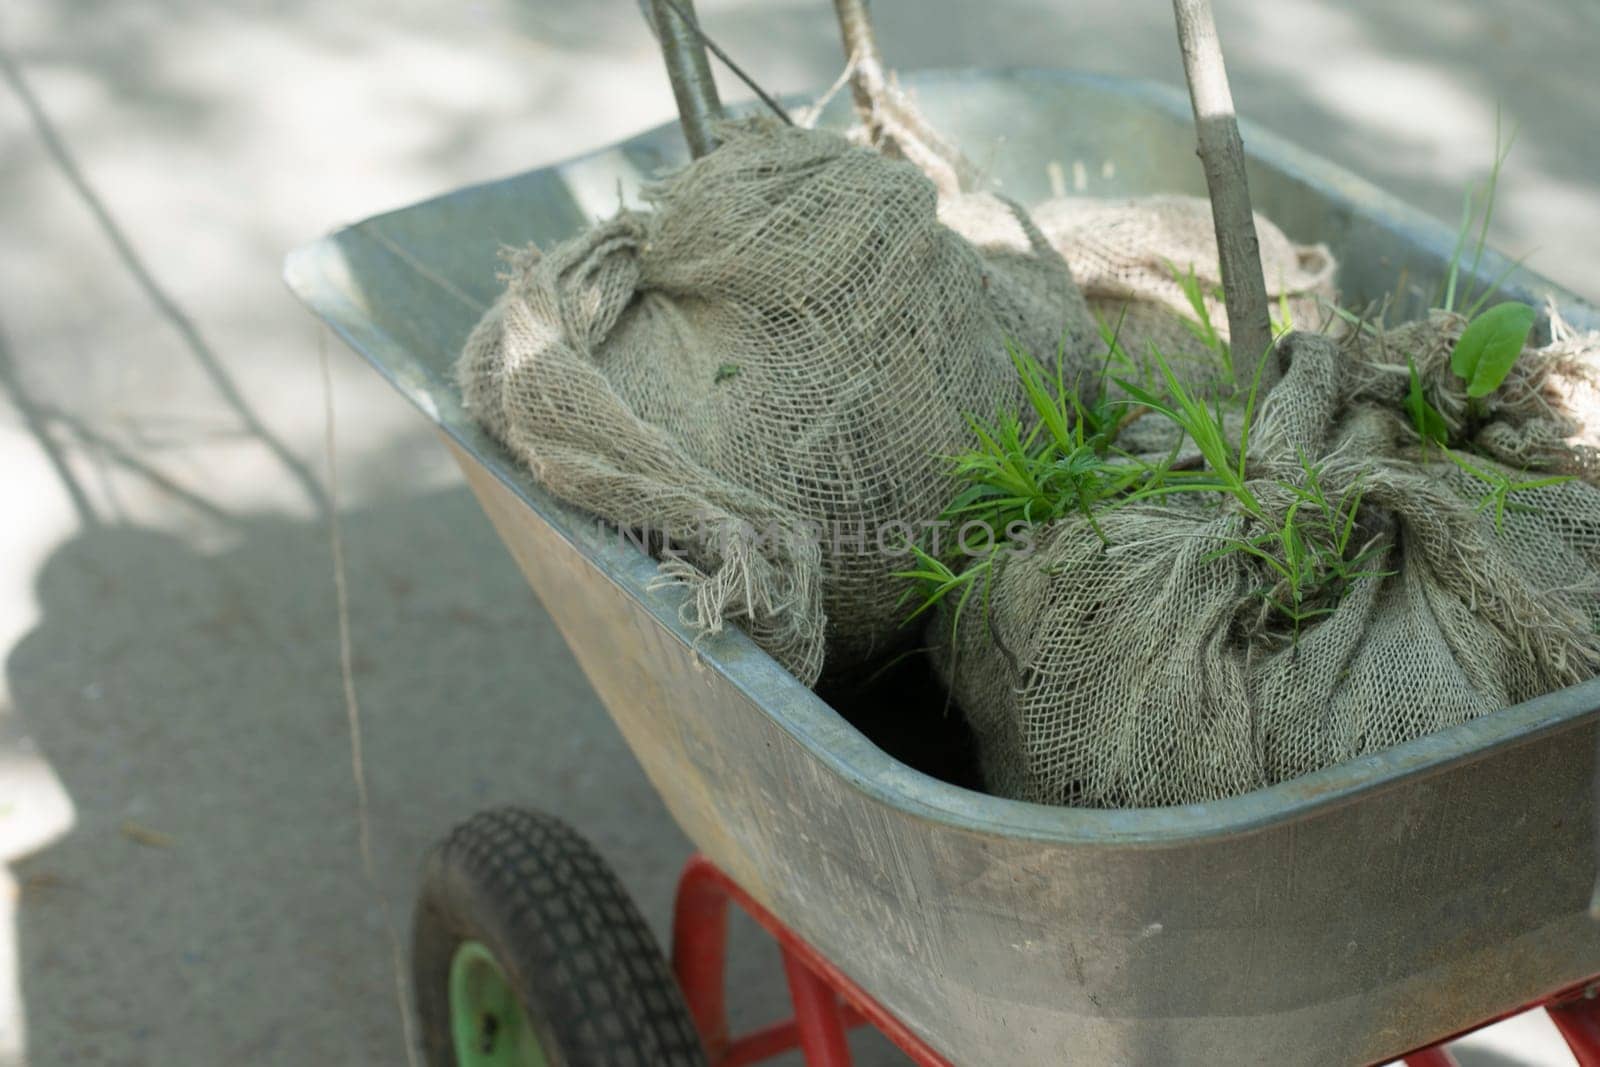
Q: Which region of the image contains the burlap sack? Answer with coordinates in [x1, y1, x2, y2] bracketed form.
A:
[459, 119, 1096, 685]
[1345, 308, 1600, 479]
[940, 330, 1600, 808]
[1034, 195, 1337, 381]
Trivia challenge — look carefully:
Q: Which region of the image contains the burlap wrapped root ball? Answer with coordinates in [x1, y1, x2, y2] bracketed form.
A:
[1034, 194, 1337, 380]
[1345, 307, 1600, 478]
[939, 331, 1600, 808]
[458, 119, 1096, 685]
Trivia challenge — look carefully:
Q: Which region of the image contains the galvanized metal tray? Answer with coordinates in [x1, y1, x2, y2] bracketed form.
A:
[285, 69, 1600, 1065]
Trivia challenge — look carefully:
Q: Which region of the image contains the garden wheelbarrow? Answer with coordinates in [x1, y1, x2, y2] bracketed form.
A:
[285, 69, 1600, 1066]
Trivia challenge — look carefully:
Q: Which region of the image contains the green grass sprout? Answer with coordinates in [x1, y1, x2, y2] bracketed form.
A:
[1404, 354, 1450, 451]
[1270, 290, 1295, 340]
[897, 342, 1156, 643]
[1114, 342, 1273, 518]
[908, 336, 1399, 645]
[1165, 259, 1231, 377]
[1202, 456, 1390, 636]
[1441, 112, 1519, 315]
[1443, 450, 1573, 531]
[894, 541, 991, 626]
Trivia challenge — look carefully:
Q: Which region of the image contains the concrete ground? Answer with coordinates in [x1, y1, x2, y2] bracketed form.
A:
[1, 1, 1596, 1064]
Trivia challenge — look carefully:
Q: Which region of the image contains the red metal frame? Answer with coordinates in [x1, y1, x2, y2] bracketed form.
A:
[671, 853, 1600, 1067]
[1551, 996, 1600, 1064]
[1387, 981, 1600, 1067]
[673, 854, 953, 1067]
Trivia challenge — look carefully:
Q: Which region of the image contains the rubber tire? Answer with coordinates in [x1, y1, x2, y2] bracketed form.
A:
[413, 808, 707, 1067]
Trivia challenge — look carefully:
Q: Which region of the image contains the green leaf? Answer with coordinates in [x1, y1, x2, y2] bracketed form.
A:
[1451, 302, 1535, 397]
[1403, 356, 1449, 446]
[1008, 342, 1074, 451]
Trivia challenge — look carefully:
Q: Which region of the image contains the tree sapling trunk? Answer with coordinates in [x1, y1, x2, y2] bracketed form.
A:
[647, 0, 724, 158]
[1171, 0, 1278, 392]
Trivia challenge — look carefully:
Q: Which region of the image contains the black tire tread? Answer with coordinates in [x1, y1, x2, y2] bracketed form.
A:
[412, 807, 706, 1067]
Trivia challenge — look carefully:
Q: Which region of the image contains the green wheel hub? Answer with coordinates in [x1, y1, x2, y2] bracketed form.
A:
[448, 940, 550, 1067]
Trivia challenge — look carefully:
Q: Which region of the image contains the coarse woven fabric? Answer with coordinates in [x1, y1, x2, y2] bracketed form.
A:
[458, 119, 1096, 684]
[1034, 194, 1338, 379]
[1344, 307, 1600, 479]
[939, 329, 1600, 808]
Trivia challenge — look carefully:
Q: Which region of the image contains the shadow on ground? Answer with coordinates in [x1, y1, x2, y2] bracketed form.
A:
[4, 482, 903, 1064]
[5, 488, 623, 1061]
